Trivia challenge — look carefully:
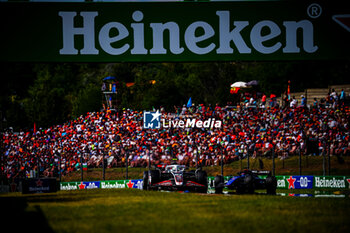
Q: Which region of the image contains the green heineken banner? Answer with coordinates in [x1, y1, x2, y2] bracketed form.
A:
[60, 179, 143, 190]
[100, 179, 143, 189]
[276, 175, 350, 189]
[1, 1, 350, 62]
[59, 176, 350, 191]
[208, 175, 350, 190]
[275, 176, 314, 189]
[314, 176, 350, 189]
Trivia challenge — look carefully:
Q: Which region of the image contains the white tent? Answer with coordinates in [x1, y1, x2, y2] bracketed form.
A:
[231, 81, 248, 88]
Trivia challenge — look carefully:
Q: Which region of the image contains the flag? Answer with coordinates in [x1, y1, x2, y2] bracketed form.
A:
[83, 163, 88, 171]
[33, 122, 36, 134]
[187, 97, 192, 108]
[287, 80, 291, 100]
[126, 82, 135, 87]
[230, 87, 240, 94]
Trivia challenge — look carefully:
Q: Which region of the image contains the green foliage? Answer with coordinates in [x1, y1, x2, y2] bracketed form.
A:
[1, 61, 350, 130]
[23, 64, 78, 127]
[72, 83, 101, 118]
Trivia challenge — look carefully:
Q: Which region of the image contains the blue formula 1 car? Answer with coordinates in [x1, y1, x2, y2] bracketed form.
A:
[214, 169, 277, 194]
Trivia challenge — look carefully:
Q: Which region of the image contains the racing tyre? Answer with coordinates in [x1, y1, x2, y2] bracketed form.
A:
[266, 176, 277, 195]
[214, 175, 224, 194]
[196, 170, 208, 193]
[143, 171, 148, 190]
[149, 170, 160, 185]
[244, 174, 255, 194]
[236, 185, 245, 194]
[196, 170, 208, 186]
[236, 184, 245, 194]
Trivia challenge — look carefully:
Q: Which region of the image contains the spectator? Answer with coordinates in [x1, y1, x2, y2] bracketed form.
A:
[290, 96, 298, 108]
[300, 95, 306, 108]
[2, 102, 349, 180]
[261, 94, 266, 107]
[340, 89, 345, 105]
[313, 98, 318, 108]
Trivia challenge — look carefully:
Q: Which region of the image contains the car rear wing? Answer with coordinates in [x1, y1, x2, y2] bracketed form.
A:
[251, 170, 272, 176]
[153, 164, 167, 170]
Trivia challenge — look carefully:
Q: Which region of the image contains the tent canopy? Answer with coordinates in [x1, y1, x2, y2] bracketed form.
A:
[231, 81, 248, 88]
[103, 76, 116, 81]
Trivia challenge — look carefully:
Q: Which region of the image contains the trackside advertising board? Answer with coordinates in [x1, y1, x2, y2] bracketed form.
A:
[22, 178, 58, 194]
[59, 176, 350, 191]
[276, 176, 314, 189]
[60, 179, 143, 190]
[208, 176, 315, 189]
[1, 1, 350, 62]
[276, 176, 350, 189]
[314, 176, 350, 189]
[209, 176, 350, 190]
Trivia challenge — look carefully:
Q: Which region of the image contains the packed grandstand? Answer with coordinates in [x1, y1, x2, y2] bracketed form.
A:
[2, 92, 349, 180]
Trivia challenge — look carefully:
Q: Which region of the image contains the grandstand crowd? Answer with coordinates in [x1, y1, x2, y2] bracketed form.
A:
[1, 92, 350, 180]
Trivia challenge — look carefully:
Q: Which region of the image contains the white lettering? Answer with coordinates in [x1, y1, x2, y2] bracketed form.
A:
[150, 22, 184, 54]
[59, 11, 318, 57]
[315, 177, 346, 188]
[214, 120, 222, 128]
[99, 22, 130, 55]
[185, 21, 215, 54]
[162, 119, 169, 128]
[196, 120, 203, 128]
[131, 11, 148, 54]
[59, 11, 99, 55]
[277, 179, 285, 188]
[178, 120, 184, 128]
[250, 20, 282, 54]
[283, 20, 318, 53]
[216, 11, 251, 54]
[203, 119, 211, 128]
[186, 118, 196, 127]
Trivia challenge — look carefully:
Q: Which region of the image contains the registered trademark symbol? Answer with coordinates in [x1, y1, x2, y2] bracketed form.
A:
[307, 3, 322, 19]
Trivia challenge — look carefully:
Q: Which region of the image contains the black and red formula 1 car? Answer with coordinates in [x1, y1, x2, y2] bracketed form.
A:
[143, 164, 208, 193]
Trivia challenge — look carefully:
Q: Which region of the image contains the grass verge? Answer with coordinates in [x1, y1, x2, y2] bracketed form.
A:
[1, 189, 349, 233]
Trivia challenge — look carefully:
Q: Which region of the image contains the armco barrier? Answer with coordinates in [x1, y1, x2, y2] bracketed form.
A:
[59, 176, 350, 191]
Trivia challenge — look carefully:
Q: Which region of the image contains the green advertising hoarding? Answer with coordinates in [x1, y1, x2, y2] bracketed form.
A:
[0, 1, 349, 62]
[59, 176, 350, 191]
[314, 176, 350, 189]
[100, 180, 129, 189]
[209, 175, 350, 189]
[276, 176, 350, 189]
[60, 180, 143, 190]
